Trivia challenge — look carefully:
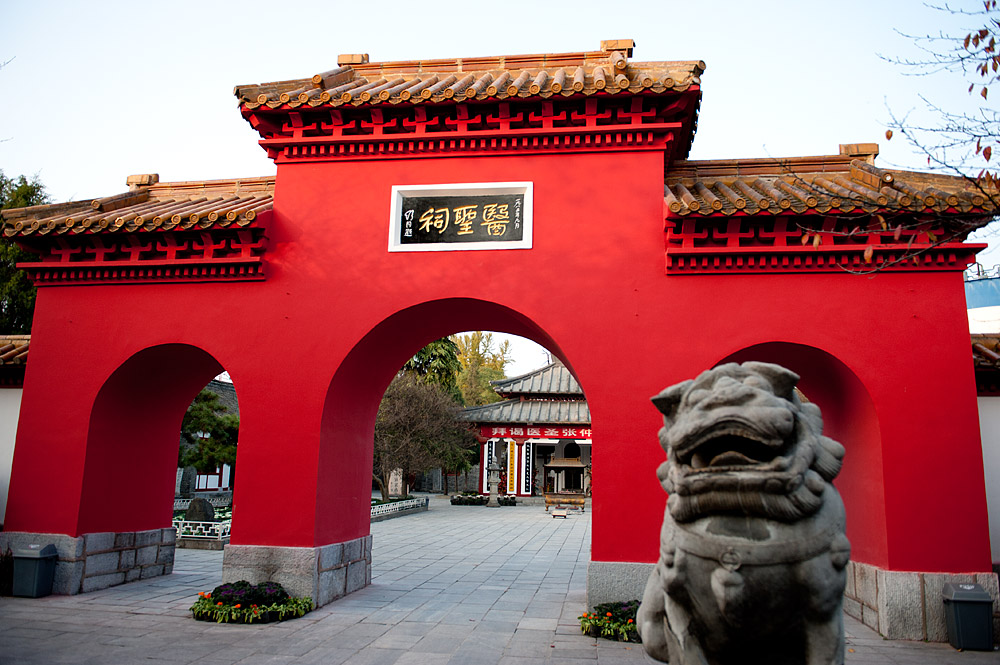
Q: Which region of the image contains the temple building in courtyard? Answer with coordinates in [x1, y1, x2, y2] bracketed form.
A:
[461, 359, 591, 498]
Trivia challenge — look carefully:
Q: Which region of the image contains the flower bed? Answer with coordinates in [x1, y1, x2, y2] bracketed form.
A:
[579, 600, 642, 642]
[190, 581, 313, 623]
[449, 494, 517, 506]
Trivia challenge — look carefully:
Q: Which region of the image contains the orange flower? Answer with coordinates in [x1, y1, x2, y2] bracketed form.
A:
[234, 604, 241, 609]
[205, 593, 211, 599]
[627, 619, 633, 624]
[217, 602, 223, 606]
[606, 612, 612, 617]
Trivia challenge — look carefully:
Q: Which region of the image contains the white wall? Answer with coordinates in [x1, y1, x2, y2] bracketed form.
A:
[969, 306, 1000, 333]
[979, 395, 1000, 565]
[0, 388, 23, 526]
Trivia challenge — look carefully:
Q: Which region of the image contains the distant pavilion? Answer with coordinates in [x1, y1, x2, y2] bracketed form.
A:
[461, 360, 590, 498]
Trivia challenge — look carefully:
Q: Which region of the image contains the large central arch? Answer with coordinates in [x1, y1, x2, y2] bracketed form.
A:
[317, 298, 568, 545]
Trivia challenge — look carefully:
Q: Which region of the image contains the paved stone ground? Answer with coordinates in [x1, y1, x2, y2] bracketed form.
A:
[1, 497, 997, 664]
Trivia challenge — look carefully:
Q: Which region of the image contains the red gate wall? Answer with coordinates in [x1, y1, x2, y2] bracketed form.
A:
[4, 147, 991, 574]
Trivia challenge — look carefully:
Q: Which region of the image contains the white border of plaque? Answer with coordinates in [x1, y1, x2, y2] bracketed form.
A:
[388, 182, 533, 252]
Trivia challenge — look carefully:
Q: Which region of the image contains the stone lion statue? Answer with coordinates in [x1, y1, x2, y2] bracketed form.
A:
[637, 362, 850, 665]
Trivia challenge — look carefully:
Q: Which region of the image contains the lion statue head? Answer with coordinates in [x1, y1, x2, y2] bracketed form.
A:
[651, 361, 845, 523]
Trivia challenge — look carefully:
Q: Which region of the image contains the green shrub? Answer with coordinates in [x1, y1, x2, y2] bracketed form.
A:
[191, 580, 311, 624]
[579, 600, 641, 642]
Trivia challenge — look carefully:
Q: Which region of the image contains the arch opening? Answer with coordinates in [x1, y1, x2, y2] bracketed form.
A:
[717, 342, 887, 566]
[81, 344, 232, 535]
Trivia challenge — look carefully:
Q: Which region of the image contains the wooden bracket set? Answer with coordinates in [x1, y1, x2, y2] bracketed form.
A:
[664, 215, 983, 274]
[246, 95, 697, 165]
[17, 226, 268, 286]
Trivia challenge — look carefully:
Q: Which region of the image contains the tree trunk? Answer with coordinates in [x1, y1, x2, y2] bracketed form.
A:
[373, 472, 390, 502]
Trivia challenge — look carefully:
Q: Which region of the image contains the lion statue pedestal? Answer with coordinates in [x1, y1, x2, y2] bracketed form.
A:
[637, 362, 850, 665]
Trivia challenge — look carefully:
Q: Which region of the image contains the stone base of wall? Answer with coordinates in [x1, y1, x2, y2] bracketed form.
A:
[0, 528, 176, 595]
[222, 535, 372, 607]
[587, 561, 653, 608]
[844, 560, 1000, 644]
[590, 559, 999, 645]
[176, 537, 228, 550]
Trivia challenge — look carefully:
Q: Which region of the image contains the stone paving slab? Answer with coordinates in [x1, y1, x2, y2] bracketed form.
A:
[0, 497, 997, 664]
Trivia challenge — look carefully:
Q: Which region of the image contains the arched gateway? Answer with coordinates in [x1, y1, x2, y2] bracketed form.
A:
[1, 41, 994, 639]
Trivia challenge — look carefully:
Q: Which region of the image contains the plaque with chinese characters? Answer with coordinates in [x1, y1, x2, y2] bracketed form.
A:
[400, 194, 523, 245]
[389, 182, 533, 252]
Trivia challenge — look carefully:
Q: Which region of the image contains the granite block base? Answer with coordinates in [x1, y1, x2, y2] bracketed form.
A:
[0, 528, 176, 595]
[222, 534, 372, 607]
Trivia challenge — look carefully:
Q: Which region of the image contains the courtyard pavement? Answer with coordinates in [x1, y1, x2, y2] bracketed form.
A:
[1, 496, 997, 664]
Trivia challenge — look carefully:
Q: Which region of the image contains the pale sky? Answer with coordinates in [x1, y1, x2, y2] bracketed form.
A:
[1, 0, 995, 375]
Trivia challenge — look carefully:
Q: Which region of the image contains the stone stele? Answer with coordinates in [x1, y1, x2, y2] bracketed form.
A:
[184, 498, 216, 523]
[637, 362, 850, 665]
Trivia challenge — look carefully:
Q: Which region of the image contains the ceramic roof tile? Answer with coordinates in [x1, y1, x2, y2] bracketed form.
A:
[234, 42, 704, 110]
[459, 397, 591, 426]
[491, 360, 583, 397]
[1, 176, 274, 238]
[205, 379, 239, 416]
[664, 151, 997, 221]
[0, 335, 29, 365]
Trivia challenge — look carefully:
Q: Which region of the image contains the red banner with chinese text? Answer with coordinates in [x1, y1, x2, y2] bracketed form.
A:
[479, 425, 592, 439]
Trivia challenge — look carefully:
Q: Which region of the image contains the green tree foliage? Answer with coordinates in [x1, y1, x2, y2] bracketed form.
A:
[454, 331, 513, 406]
[0, 171, 48, 333]
[180, 388, 240, 486]
[373, 372, 476, 500]
[403, 337, 463, 403]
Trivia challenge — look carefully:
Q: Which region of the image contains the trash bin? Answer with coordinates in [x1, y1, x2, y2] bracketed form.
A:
[942, 582, 994, 651]
[12, 544, 58, 598]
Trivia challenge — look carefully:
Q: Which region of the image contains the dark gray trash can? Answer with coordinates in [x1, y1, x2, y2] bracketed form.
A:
[12, 544, 58, 598]
[942, 582, 994, 651]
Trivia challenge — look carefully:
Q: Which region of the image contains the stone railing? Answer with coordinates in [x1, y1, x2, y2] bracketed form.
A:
[370, 497, 428, 519]
[173, 497, 230, 511]
[171, 499, 424, 542]
[172, 519, 231, 541]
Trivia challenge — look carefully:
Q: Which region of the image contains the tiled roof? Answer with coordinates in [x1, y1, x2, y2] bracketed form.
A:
[491, 360, 583, 397]
[205, 379, 239, 416]
[973, 334, 1000, 369]
[460, 398, 591, 426]
[0, 335, 29, 387]
[235, 40, 704, 110]
[973, 334, 1000, 394]
[0, 335, 29, 365]
[664, 148, 997, 219]
[1, 175, 274, 238]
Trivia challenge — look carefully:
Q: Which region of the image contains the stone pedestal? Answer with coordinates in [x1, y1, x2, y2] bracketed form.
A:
[0, 528, 176, 594]
[222, 534, 372, 607]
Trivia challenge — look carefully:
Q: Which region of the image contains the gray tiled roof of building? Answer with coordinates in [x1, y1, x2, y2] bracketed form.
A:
[490, 360, 583, 397]
[459, 397, 590, 425]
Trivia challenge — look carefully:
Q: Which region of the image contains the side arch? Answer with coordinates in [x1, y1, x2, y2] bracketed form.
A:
[79, 344, 227, 534]
[317, 298, 570, 544]
[717, 342, 887, 566]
